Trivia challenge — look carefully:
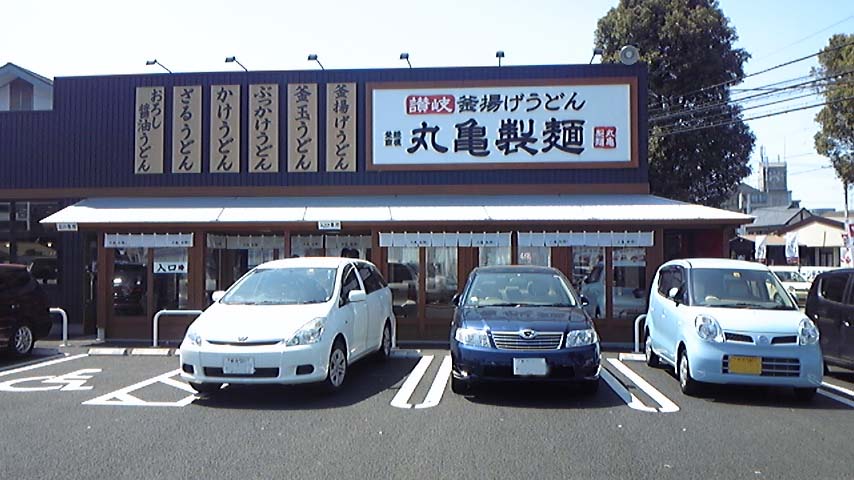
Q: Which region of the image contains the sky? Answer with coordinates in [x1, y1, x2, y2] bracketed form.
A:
[2, 0, 852, 211]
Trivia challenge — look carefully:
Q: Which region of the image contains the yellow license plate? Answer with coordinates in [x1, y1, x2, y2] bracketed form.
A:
[729, 356, 761, 375]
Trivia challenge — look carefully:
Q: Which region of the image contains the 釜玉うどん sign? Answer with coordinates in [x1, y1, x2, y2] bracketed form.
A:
[368, 79, 636, 169]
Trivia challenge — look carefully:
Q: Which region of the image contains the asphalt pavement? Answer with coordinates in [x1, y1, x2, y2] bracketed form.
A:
[0, 346, 852, 480]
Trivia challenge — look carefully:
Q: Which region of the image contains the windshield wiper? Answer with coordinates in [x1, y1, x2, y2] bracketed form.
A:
[716, 302, 766, 309]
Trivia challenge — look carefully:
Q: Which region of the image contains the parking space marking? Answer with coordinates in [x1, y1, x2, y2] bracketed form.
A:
[414, 355, 452, 409]
[0, 368, 101, 392]
[618, 353, 646, 362]
[600, 368, 658, 413]
[817, 390, 854, 409]
[0, 354, 88, 378]
[83, 369, 196, 408]
[390, 355, 434, 409]
[821, 381, 854, 399]
[606, 358, 680, 413]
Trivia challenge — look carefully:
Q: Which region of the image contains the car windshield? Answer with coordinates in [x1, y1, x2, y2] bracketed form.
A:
[774, 270, 807, 283]
[690, 268, 797, 310]
[221, 267, 337, 305]
[464, 271, 577, 307]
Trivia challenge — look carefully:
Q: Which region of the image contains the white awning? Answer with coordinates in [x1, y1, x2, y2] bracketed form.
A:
[40, 194, 753, 225]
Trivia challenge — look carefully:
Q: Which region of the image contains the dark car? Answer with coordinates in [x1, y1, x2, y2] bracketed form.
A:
[0, 264, 52, 357]
[805, 269, 854, 370]
[449, 265, 601, 394]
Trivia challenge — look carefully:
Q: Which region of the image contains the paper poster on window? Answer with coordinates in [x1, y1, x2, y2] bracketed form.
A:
[172, 86, 202, 173]
[134, 86, 165, 174]
[249, 84, 279, 173]
[210, 85, 241, 173]
[288, 84, 318, 172]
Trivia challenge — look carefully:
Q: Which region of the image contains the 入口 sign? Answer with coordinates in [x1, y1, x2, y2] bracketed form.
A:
[370, 80, 634, 169]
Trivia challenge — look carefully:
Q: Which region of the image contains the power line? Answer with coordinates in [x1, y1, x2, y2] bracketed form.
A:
[652, 95, 854, 137]
[750, 14, 854, 63]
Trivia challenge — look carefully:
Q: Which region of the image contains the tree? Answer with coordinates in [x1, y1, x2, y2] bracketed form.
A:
[595, 0, 755, 206]
[813, 34, 854, 195]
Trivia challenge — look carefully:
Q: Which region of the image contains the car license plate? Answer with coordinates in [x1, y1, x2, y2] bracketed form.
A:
[513, 358, 548, 376]
[223, 357, 255, 375]
[729, 355, 761, 375]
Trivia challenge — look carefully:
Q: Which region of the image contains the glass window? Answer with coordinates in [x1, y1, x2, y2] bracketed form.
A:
[205, 234, 284, 302]
[153, 248, 189, 311]
[13, 202, 61, 284]
[113, 248, 148, 316]
[358, 264, 384, 294]
[820, 274, 847, 303]
[690, 268, 797, 310]
[517, 246, 550, 266]
[387, 247, 419, 324]
[479, 247, 511, 267]
[340, 265, 362, 303]
[612, 248, 647, 319]
[575, 247, 605, 318]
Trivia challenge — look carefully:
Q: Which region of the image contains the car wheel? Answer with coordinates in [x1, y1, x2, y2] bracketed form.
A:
[9, 324, 34, 357]
[678, 350, 700, 396]
[189, 382, 222, 394]
[323, 339, 347, 393]
[794, 387, 817, 402]
[645, 333, 660, 368]
[451, 376, 470, 395]
[376, 321, 392, 361]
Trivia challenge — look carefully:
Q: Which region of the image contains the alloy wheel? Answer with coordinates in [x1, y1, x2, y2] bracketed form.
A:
[329, 348, 347, 387]
[13, 326, 33, 355]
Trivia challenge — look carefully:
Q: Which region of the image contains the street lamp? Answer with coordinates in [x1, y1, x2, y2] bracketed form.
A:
[400, 52, 412, 68]
[589, 47, 604, 64]
[145, 59, 172, 73]
[224, 56, 248, 71]
[307, 54, 324, 70]
[496, 50, 505, 67]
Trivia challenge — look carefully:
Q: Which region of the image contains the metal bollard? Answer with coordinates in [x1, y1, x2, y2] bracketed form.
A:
[633, 314, 647, 353]
[50, 308, 68, 347]
[153, 310, 203, 347]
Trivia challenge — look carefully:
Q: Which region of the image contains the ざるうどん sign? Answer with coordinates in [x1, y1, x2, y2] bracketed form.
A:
[369, 80, 635, 169]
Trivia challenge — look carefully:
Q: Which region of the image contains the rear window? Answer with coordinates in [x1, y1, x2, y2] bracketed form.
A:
[819, 274, 847, 303]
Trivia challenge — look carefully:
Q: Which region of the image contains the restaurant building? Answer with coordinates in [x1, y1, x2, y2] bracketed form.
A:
[0, 62, 751, 344]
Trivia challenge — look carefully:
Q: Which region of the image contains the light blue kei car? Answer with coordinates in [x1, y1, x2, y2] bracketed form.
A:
[644, 258, 823, 401]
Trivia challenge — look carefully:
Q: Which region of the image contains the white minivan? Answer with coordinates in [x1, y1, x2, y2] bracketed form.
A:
[179, 257, 396, 393]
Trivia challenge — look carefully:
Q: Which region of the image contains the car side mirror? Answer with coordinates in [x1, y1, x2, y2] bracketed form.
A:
[211, 290, 226, 302]
[348, 290, 367, 303]
[451, 293, 461, 306]
[579, 295, 590, 307]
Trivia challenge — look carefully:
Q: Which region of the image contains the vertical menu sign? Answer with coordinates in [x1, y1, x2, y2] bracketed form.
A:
[287, 84, 317, 172]
[134, 87, 165, 174]
[249, 84, 279, 173]
[172, 86, 202, 173]
[326, 83, 357, 172]
[210, 85, 241, 173]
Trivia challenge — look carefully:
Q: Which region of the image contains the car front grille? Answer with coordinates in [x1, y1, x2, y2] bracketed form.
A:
[771, 336, 797, 345]
[722, 332, 799, 345]
[490, 331, 563, 350]
[724, 332, 753, 343]
[203, 367, 279, 378]
[721, 356, 800, 377]
[206, 340, 282, 347]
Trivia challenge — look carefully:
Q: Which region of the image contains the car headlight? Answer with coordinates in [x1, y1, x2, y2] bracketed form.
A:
[566, 328, 598, 347]
[695, 314, 724, 343]
[184, 328, 202, 347]
[798, 318, 820, 345]
[454, 327, 491, 348]
[286, 318, 325, 347]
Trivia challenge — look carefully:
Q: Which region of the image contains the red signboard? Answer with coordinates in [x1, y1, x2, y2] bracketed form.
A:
[405, 95, 456, 115]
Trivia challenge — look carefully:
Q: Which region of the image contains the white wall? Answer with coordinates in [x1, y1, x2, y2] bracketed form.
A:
[792, 221, 844, 248]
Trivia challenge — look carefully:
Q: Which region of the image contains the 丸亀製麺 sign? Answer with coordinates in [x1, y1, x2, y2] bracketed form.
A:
[369, 81, 634, 169]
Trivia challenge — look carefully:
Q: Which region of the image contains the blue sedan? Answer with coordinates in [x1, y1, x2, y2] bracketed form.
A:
[450, 265, 601, 394]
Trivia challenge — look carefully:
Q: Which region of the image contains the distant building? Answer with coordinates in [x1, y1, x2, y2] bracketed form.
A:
[722, 147, 797, 213]
[0, 62, 53, 111]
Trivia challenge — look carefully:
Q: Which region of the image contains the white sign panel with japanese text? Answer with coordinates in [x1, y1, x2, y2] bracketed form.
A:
[172, 86, 202, 173]
[134, 86, 165, 174]
[210, 85, 241, 173]
[370, 82, 633, 169]
[249, 84, 279, 173]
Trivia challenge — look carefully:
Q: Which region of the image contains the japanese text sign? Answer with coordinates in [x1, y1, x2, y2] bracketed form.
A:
[210, 85, 241, 173]
[326, 83, 357, 172]
[249, 84, 279, 173]
[172, 86, 202, 173]
[369, 81, 634, 169]
[288, 83, 318, 172]
[134, 87, 165, 174]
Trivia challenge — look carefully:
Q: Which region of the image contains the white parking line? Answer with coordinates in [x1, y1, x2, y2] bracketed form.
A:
[821, 381, 854, 399]
[83, 369, 196, 407]
[600, 368, 658, 413]
[390, 355, 433, 409]
[0, 354, 88, 378]
[414, 355, 452, 409]
[618, 353, 646, 362]
[607, 358, 680, 413]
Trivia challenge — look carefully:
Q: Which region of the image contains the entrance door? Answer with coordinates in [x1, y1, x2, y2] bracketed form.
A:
[111, 248, 150, 339]
[387, 247, 419, 339]
[425, 247, 458, 340]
